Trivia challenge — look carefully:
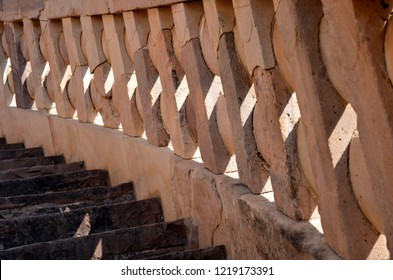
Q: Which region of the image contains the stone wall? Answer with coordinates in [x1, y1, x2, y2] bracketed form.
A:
[0, 0, 391, 259]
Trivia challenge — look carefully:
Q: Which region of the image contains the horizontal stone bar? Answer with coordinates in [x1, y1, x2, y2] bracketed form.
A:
[43, 0, 198, 19]
[0, 0, 44, 21]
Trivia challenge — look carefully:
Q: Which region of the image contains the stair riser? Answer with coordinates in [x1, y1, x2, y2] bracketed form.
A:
[0, 162, 85, 181]
[0, 170, 109, 197]
[0, 148, 44, 161]
[0, 156, 65, 172]
[0, 143, 25, 151]
[0, 183, 135, 212]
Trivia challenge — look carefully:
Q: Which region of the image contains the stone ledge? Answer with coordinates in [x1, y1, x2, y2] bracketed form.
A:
[0, 0, 44, 21]
[46, 0, 197, 19]
[238, 192, 341, 260]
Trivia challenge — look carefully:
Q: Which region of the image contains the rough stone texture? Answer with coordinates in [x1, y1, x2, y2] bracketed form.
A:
[4, 22, 33, 109]
[67, 65, 96, 123]
[0, 199, 163, 249]
[62, 17, 87, 71]
[102, 14, 144, 137]
[190, 166, 223, 248]
[216, 176, 260, 259]
[0, 147, 43, 161]
[170, 156, 224, 248]
[147, 7, 198, 159]
[82, 0, 110, 17]
[254, 68, 316, 220]
[172, 2, 236, 174]
[273, 0, 379, 259]
[0, 220, 189, 260]
[0, 23, 11, 110]
[385, 15, 393, 85]
[0, 183, 134, 212]
[89, 63, 121, 129]
[0, 155, 65, 172]
[0, 0, 44, 21]
[217, 32, 270, 194]
[232, 0, 275, 74]
[0, 169, 109, 197]
[22, 18, 52, 111]
[0, 142, 24, 151]
[146, 245, 226, 260]
[198, 15, 220, 76]
[0, 161, 83, 181]
[320, 0, 393, 257]
[47, 0, 82, 19]
[170, 157, 196, 219]
[349, 133, 384, 234]
[41, 19, 75, 118]
[238, 192, 341, 260]
[80, 16, 106, 72]
[125, 10, 170, 147]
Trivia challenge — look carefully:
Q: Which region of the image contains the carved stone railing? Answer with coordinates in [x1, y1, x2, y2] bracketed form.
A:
[0, 0, 392, 259]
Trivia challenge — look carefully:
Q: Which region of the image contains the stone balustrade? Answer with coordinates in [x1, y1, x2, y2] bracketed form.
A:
[0, 0, 392, 259]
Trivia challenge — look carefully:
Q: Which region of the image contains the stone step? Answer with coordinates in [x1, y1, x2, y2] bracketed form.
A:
[106, 246, 187, 260]
[0, 198, 163, 250]
[0, 183, 135, 218]
[0, 162, 85, 181]
[0, 143, 25, 151]
[0, 147, 44, 161]
[145, 245, 227, 260]
[0, 220, 189, 260]
[0, 156, 65, 172]
[0, 170, 109, 197]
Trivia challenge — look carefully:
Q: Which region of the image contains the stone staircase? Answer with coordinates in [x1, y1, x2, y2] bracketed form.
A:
[0, 138, 226, 260]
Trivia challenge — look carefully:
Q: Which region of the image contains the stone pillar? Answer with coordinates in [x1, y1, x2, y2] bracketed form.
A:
[102, 14, 144, 137]
[147, 7, 198, 159]
[124, 10, 170, 147]
[273, 0, 379, 259]
[4, 22, 33, 109]
[0, 22, 13, 109]
[22, 18, 52, 111]
[80, 15, 120, 128]
[62, 17, 96, 123]
[320, 0, 393, 258]
[202, 0, 270, 193]
[171, 2, 235, 174]
[41, 19, 75, 118]
[232, 0, 316, 220]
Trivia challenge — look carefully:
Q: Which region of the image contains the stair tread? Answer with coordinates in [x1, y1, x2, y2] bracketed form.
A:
[145, 245, 227, 260]
[107, 246, 186, 260]
[0, 220, 189, 260]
